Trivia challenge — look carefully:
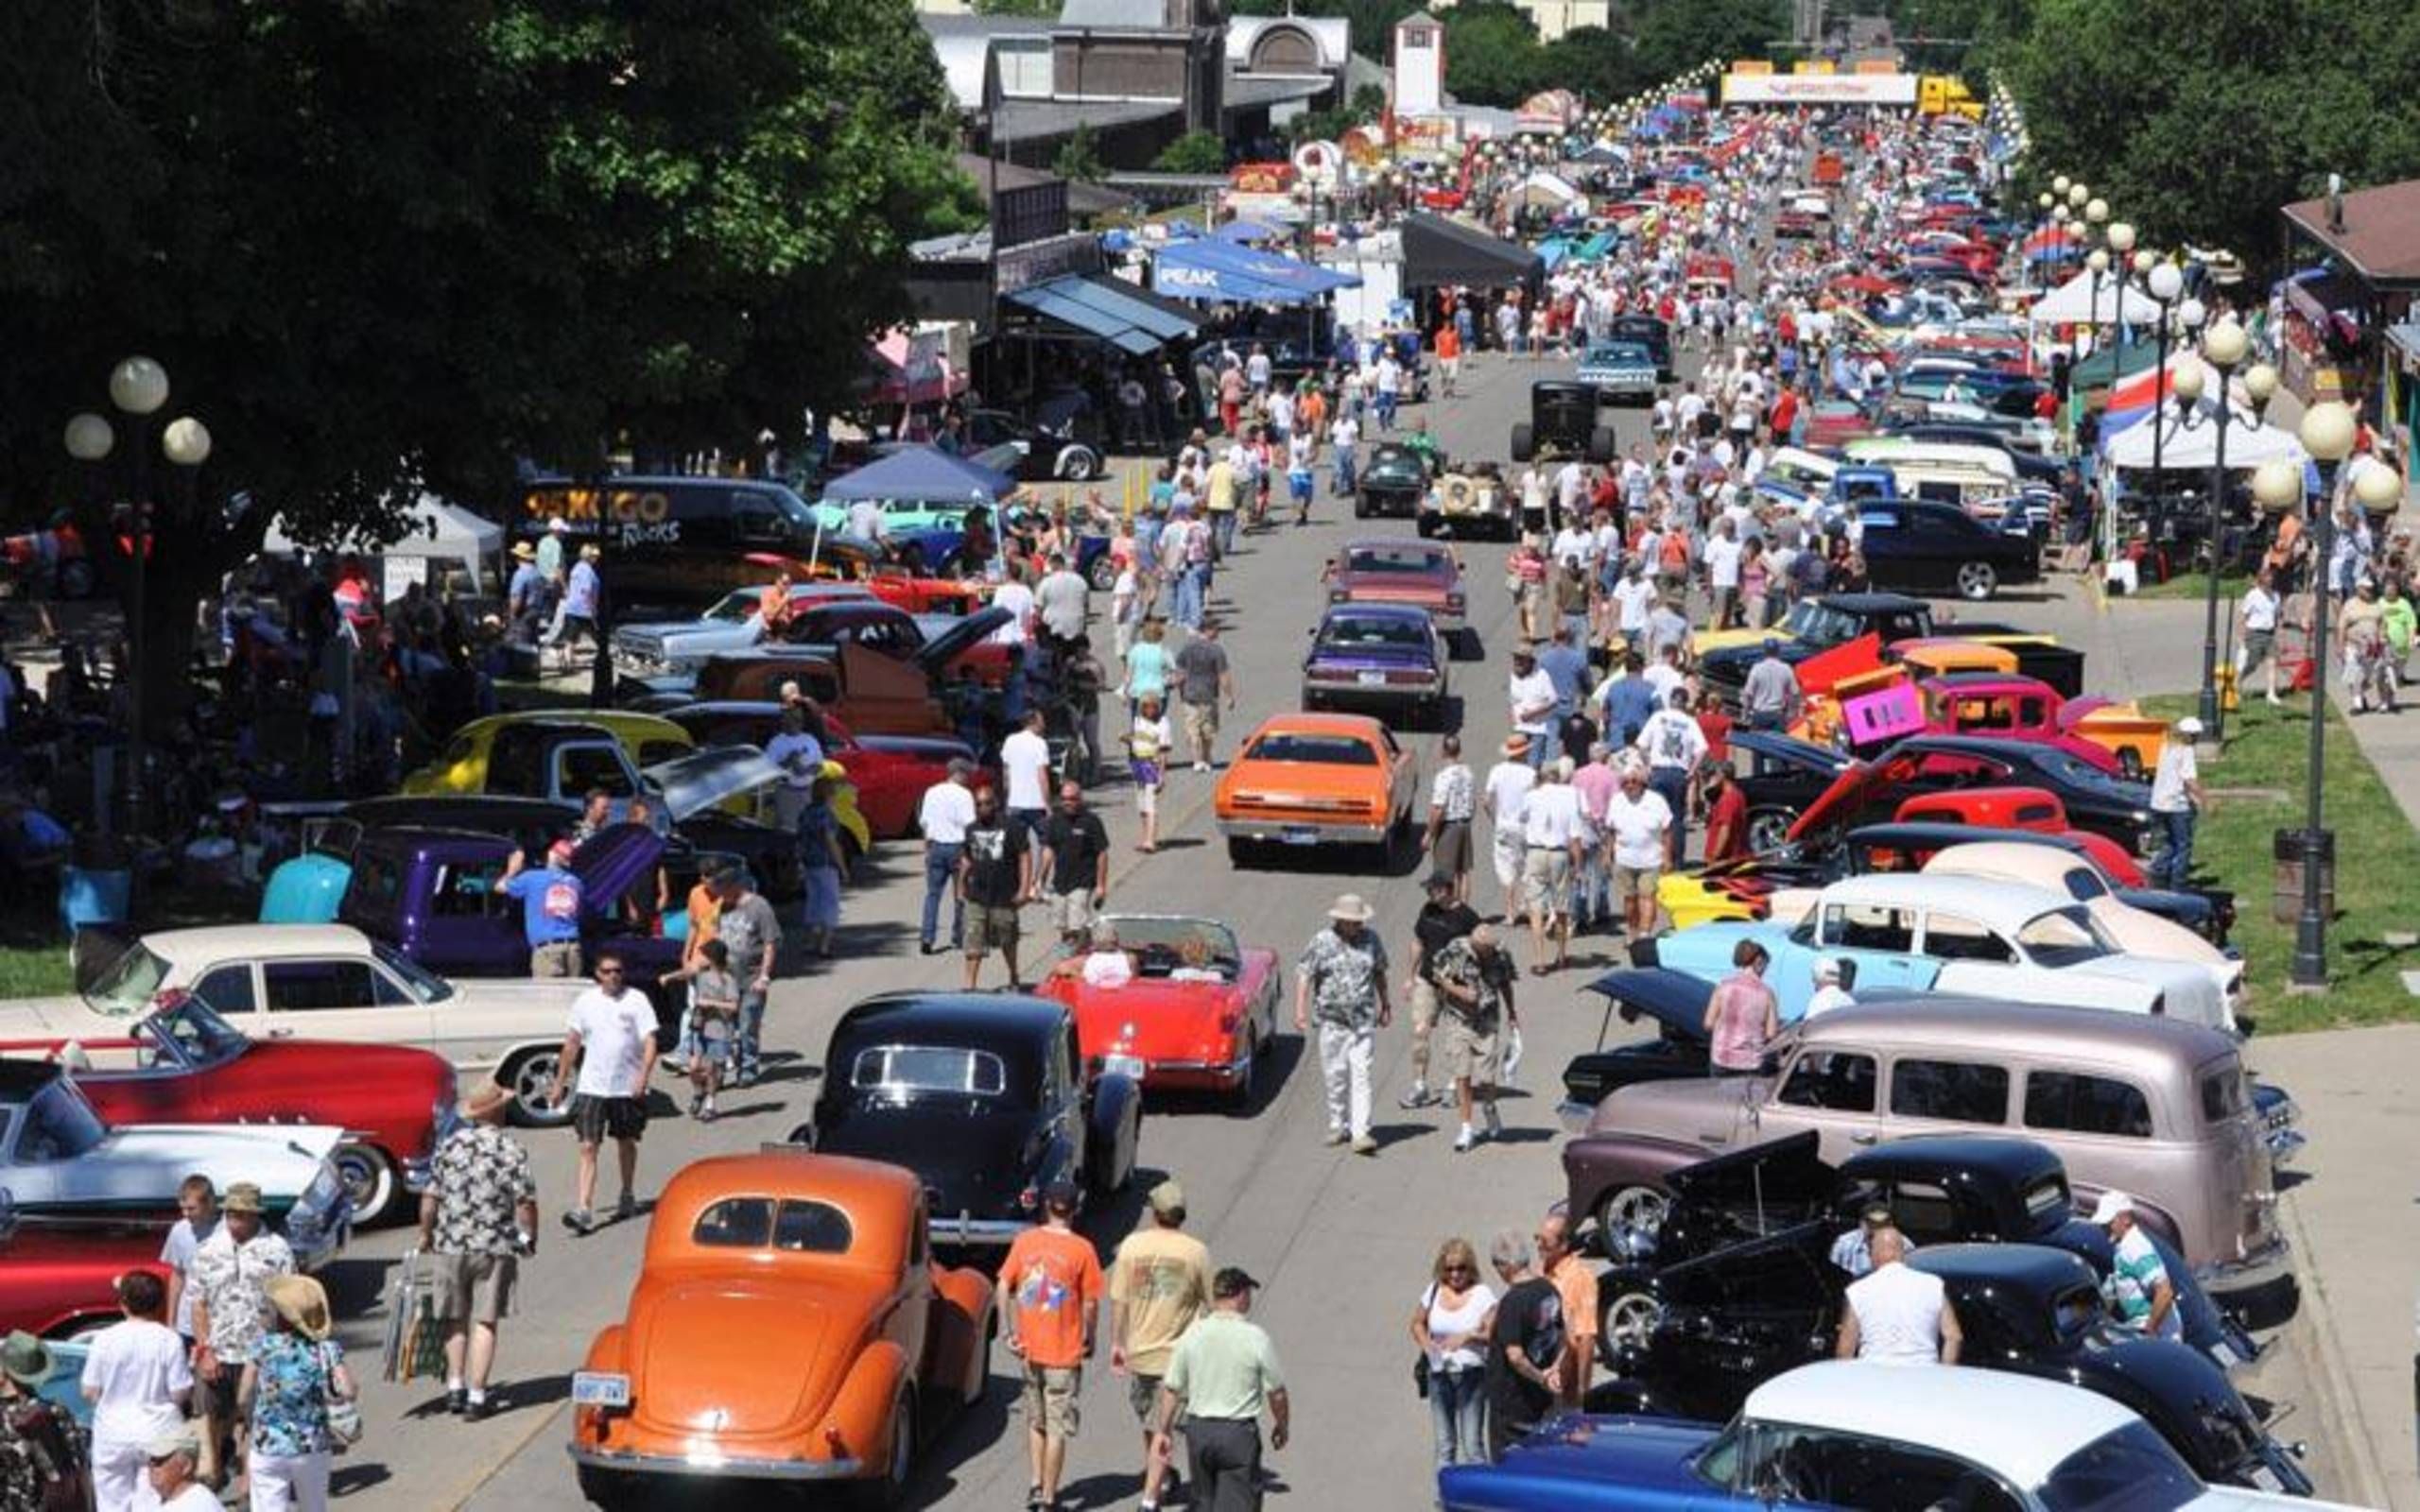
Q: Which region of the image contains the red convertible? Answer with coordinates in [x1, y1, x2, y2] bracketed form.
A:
[1323, 538, 1466, 632]
[8, 990, 454, 1225]
[1037, 915, 1280, 1107]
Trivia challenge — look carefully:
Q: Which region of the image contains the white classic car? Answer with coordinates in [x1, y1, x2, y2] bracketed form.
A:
[0, 1062, 350, 1267]
[3, 925, 582, 1124]
[1646, 872, 2229, 1028]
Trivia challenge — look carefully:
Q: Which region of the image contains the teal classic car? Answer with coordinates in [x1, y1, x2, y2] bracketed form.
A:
[1577, 341, 1658, 404]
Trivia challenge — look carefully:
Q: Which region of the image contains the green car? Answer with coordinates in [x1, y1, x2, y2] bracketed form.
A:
[1577, 340, 1658, 404]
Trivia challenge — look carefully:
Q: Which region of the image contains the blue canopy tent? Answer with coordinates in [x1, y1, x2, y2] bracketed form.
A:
[1150, 238, 1361, 305]
[1537, 237, 1571, 272]
[1213, 218, 1287, 245]
[820, 445, 1014, 503]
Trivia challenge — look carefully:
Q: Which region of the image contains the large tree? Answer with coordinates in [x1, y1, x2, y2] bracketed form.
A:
[0, 0, 965, 725]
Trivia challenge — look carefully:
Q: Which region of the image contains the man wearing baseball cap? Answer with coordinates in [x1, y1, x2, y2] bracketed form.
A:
[1111, 1180, 1212, 1512]
[997, 1180, 1103, 1512]
[1154, 1266, 1288, 1512]
[493, 837, 585, 978]
[2089, 1192, 2180, 1340]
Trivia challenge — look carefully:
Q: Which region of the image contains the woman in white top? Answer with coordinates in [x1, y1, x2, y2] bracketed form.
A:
[1409, 1236, 1496, 1467]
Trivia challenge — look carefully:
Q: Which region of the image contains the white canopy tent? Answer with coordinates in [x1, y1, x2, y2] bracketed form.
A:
[261, 494, 506, 593]
[2100, 400, 2307, 472]
[1512, 171, 1583, 210]
[2026, 266, 2152, 326]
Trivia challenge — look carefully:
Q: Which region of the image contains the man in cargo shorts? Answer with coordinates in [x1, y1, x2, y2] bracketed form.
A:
[417, 1079, 537, 1418]
[1431, 924, 1517, 1152]
[999, 1180, 1103, 1510]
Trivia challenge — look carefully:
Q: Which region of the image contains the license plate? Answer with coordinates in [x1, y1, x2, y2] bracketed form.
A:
[572, 1372, 631, 1408]
[2247, 1465, 2284, 1492]
[1104, 1054, 1148, 1081]
[1281, 826, 1321, 846]
[1357, 670, 1388, 686]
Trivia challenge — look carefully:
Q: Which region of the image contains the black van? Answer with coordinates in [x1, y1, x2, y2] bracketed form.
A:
[514, 476, 826, 612]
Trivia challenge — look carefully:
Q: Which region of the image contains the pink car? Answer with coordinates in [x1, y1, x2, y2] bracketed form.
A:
[1914, 672, 2126, 775]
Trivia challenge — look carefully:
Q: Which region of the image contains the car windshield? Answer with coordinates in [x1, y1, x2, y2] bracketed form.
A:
[84, 944, 171, 1017]
[13, 1081, 107, 1161]
[140, 995, 251, 1068]
[702, 591, 764, 624]
[2029, 747, 2132, 792]
[1344, 547, 1443, 576]
[1590, 344, 1650, 364]
[2015, 907, 2112, 968]
[1781, 600, 1861, 643]
[1097, 918, 1241, 979]
[2035, 1420, 2204, 1512]
[1320, 615, 1427, 649]
[851, 1044, 1006, 1097]
[372, 943, 457, 1004]
[1247, 732, 1377, 766]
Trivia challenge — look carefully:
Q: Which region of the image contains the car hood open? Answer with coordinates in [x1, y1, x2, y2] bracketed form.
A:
[1582, 969, 1715, 1045]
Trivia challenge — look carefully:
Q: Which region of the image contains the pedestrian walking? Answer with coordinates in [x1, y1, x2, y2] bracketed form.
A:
[1703, 939, 1779, 1074]
[416, 1080, 536, 1418]
[1423, 733, 1477, 903]
[1127, 695, 1172, 853]
[1399, 872, 1478, 1112]
[238, 1275, 354, 1512]
[1600, 764, 1673, 937]
[711, 866, 782, 1086]
[1738, 637, 1802, 730]
[2148, 716, 2205, 889]
[80, 1271, 189, 1512]
[1430, 925, 1517, 1151]
[795, 774, 846, 958]
[959, 785, 1032, 989]
[1410, 1238, 1494, 1467]
[1635, 688, 1707, 860]
[1152, 1268, 1288, 1512]
[545, 951, 657, 1235]
[998, 1180, 1103, 1512]
[1036, 782, 1111, 949]
[1121, 618, 1172, 719]
[1482, 735, 1537, 924]
[1294, 893, 1392, 1155]
[160, 1174, 219, 1356]
[1112, 1181, 1212, 1512]
[1835, 1228, 1963, 1365]
[659, 940, 738, 1117]
[1519, 759, 1583, 975]
[1481, 1229, 1562, 1461]
[1536, 1212, 1597, 1411]
[916, 759, 978, 954]
[1699, 762, 1749, 865]
[1000, 708, 1055, 845]
[493, 838, 583, 977]
[1506, 644, 1556, 771]
[189, 1182, 294, 1501]
[142, 1427, 216, 1512]
[1173, 621, 1236, 771]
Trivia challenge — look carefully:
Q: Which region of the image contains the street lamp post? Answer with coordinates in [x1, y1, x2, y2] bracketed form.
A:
[2268, 402, 2357, 988]
[2105, 222, 2135, 346]
[2145, 262, 2183, 551]
[2197, 318, 2249, 736]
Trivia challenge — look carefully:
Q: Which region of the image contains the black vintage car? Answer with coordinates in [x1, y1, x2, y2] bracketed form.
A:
[1854, 497, 2042, 601]
[1558, 970, 1717, 1111]
[1791, 733, 2160, 857]
[960, 408, 1104, 483]
[1354, 442, 1435, 521]
[1509, 380, 1616, 465]
[1723, 730, 1858, 852]
[799, 993, 1142, 1246]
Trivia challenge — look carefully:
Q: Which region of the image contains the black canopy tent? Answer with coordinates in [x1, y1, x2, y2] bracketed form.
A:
[1401, 212, 1542, 291]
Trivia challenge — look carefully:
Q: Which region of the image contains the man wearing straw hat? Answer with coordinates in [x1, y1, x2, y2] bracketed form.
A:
[188, 1181, 292, 1496]
[1293, 893, 1392, 1157]
[418, 1080, 538, 1420]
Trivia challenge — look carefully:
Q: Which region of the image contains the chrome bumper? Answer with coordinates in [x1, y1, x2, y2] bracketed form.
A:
[1303, 676, 1443, 702]
[569, 1443, 864, 1481]
[928, 1212, 1033, 1246]
[1216, 817, 1388, 845]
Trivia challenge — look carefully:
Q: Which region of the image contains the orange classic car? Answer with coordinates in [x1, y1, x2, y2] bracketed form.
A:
[1214, 712, 1419, 866]
[569, 1152, 992, 1505]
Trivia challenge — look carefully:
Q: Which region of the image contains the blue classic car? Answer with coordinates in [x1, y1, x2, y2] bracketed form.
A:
[1299, 602, 1449, 729]
[1576, 341, 1658, 404]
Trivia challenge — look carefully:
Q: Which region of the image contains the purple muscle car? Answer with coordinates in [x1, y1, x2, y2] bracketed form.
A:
[1299, 602, 1450, 729]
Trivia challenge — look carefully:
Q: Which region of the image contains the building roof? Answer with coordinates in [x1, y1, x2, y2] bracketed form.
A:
[1057, 0, 1171, 29]
[1226, 14, 1350, 70]
[994, 95, 1184, 146]
[1226, 75, 1332, 111]
[1743, 1361, 2134, 1488]
[2282, 178, 2420, 289]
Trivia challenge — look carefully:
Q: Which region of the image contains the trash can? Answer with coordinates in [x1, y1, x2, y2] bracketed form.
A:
[2273, 828, 2335, 926]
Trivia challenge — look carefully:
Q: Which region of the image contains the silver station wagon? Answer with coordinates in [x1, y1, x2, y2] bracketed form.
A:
[1562, 998, 2289, 1297]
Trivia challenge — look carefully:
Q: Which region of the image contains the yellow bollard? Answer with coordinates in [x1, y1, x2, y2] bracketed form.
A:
[2219, 663, 2239, 713]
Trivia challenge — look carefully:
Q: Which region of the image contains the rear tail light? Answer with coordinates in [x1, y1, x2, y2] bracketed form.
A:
[1444, 593, 1466, 611]
[1018, 1185, 1038, 1211]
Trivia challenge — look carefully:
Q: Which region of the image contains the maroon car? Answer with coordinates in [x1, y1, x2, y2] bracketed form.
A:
[10, 991, 456, 1225]
[0, 1211, 171, 1341]
[1322, 538, 1466, 633]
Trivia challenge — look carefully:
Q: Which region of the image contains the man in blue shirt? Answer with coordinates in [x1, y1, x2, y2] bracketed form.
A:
[1535, 625, 1590, 737]
[495, 838, 585, 977]
[1598, 651, 1659, 748]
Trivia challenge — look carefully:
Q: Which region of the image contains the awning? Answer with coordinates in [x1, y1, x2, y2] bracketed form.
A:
[1150, 238, 1360, 305]
[1400, 212, 1542, 290]
[1002, 273, 1201, 354]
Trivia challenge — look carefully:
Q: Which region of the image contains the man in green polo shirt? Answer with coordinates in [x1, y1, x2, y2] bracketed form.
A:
[1152, 1266, 1288, 1512]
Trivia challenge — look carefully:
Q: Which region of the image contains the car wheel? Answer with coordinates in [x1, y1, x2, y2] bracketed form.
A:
[503, 1049, 570, 1127]
[1598, 1272, 1664, 1364]
[1229, 1040, 1258, 1110]
[856, 1391, 916, 1511]
[1745, 806, 1795, 854]
[1087, 555, 1119, 593]
[1226, 837, 1256, 868]
[1955, 560, 1998, 600]
[1058, 448, 1101, 482]
[1415, 516, 1433, 539]
[1510, 421, 1534, 462]
[1596, 1186, 1671, 1260]
[332, 1143, 398, 1225]
[1353, 492, 1369, 520]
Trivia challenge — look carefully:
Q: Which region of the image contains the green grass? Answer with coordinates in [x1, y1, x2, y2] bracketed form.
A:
[2122, 569, 2251, 601]
[0, 945, 70, 998]
[2142, 693, 2420, 1032]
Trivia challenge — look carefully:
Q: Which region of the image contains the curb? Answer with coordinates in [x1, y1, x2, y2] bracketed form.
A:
[2276, 1179, 2394, 1508]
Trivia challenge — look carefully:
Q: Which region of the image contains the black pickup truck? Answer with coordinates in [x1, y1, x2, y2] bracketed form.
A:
[1698, 591, 2081, 707]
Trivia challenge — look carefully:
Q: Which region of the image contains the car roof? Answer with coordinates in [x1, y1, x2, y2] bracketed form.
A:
[1806, 996, 2238, 1068]
[1927, 841, 2101, 882]
[1839, 1133, 2066, 1188]
[141, 924, 380, 965]
[452, 710, 685, 743]
[1321, 601, 1431, 623]
[1923, 670, 2048, 693]
[1909, 1242, 2097, 1300]
[1817, 593, 1927, 613]
[0, 1061, 61, 1099]
[1241, 712, 1392, 740]
[1341, 538, 1448, 557]
[1818, 871, 2072, 928]
[1743, 1360, 2132, 1486]
[832, 991, 1065, 1051]
[1848, 823, 2087, 856]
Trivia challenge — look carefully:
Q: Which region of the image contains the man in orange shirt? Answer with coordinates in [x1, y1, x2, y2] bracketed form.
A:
[1435, 321, 1462, 397]
[1537, 1210, 1598, 1410]
[665, 868, 724, 1074]
[998, 1180, 1104, 1509]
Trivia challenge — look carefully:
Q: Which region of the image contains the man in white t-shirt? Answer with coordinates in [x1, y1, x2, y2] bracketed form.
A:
[1483, 736, 1540, 922]
[1519, 759, 1585, 974]
[1806, 956, 1858, 1017]
[1835, 1228, 1962, 1366]
[846, 496, 887, 543]
[999, 709, 1054, 843]
[1599, 765, 1674, 940]
[2148, 716, 2205, 890]
[918, 760, 979, 954]
[1506, 647, 1558, 771]
[991, 568, 1037, 646]
[160, 1176, 219, 1349]
[81, 1270, 193, 1512]
[1611, 559, 1657, 643]
[545, 952, 661, 1235]
[1702, 518, 1744, 630]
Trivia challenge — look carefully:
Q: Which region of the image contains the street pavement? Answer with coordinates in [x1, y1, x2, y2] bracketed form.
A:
[315, 345, 2355, 1509]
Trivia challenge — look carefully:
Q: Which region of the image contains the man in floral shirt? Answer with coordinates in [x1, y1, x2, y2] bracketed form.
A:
[418, 1080, 539, 1419]
[188, 1182, 293, 1493]
[1292, 893, 1392, 1157]
[1430, 925, 1519, 1153]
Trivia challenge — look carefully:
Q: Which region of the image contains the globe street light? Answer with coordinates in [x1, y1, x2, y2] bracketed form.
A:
[2145, 263, 2185, 513]
[2197, 318, 2251, 736]
[2054, 174, 2072, 196]
[108, 357, 169, 417]
[2105, 224, 2136, 338]
[64, 413, 115, 462]
[2286, 401, 2359, 988]
[2085, 198, 2108, 226]
[2068, 182, 2090, 209]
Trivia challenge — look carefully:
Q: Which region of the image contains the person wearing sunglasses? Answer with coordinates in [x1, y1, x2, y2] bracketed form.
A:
[545, 951, 658, 1235]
